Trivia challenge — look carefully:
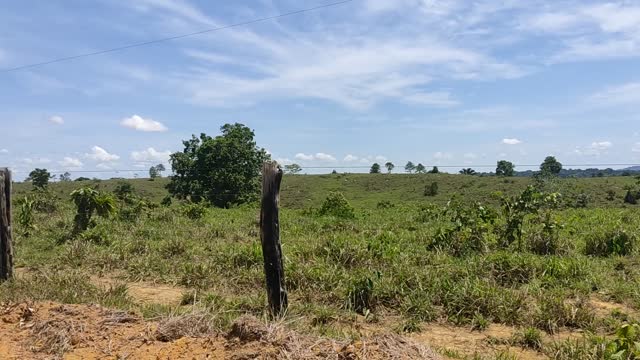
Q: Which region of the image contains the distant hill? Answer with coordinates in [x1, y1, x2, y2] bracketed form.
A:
[624, 166, 640, 171]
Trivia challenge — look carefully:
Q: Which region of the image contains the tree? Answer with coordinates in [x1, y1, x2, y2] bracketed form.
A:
[59, 172, 72, 182]
[284, 163, 302, 174]
[149, 166, 159, 180]
[540, 156, 562, 175]
[167, 123, 270, 208]
[405, 161, 416, 173]
[429, 166, 440, 174]
[385, 162, 395, 174]
[415, 163, 426, 173]
[28, 168, 52, 189]
[460, 168, 476, 175]
[496, 160, 515, 177]
[149, 164, 165, 180]
[370, 163, 381, 174]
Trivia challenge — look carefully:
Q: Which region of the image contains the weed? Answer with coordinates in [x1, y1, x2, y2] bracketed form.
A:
[319, 192, 355, 219]
[585, 228, 635, 257]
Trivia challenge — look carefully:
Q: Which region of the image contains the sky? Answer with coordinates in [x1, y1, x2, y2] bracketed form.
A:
[1, 0, 639, 179]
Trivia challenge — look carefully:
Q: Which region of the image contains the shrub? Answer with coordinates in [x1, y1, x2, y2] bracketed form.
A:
[573, 193, 590, 208]
[319, 192, 355, 219]
[113, 181, 135, 200]
[347, 276, 375, 314]
[528, 212, 564, 255]
[376, 200, 394, 209]
[515, 327, 543, 349]
[31, 188, 59, 213]
[606, 190, 616, 201]
[16, 196, 36, 234]
[604, 323, 640, 359]
[624, 190, 638, 205]
[161, 195, 172, 207]
[584, 229, 635, 257]
[70, 187, 116, 234]
[182, 202, 209, 220]
[424, 182, 438, 196]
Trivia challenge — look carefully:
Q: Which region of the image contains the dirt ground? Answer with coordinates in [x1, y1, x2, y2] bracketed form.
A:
[0, 301, 442, 359]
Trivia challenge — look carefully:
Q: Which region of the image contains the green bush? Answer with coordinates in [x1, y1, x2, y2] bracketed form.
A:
[424, 182, 439, 196]
[319, 192, 355, 219]
[347, 276, 375, 314]
[585, 229, 635, 257]
[182, 202, 209, 220]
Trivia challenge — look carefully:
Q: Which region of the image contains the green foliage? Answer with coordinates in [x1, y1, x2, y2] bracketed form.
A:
[370, 163, 381, 174]
[528, 211, 564, 255]
[59, 172, 71, 182]
[424, 182, 439, 196]
[604, 323, 640, 359]
[625, 190, 638, 205]
[347, 276, 375, 314]
[404, 161, 415, 173]
[585, 229, 635, 257]
[284, 163, 302, 174]
[415, 163, 426, 173]
[376, 200, 394, 209]
[516, 327, 543, 349]
[28, 168, 52, 189]
[429, 166, 439, 174]
[182, 202, 209, 220]
[114, 181, 135, 200]
[460, 168, 477, 175]
[70, 187, 116, 234]
[31, 188, 59, 213]
[167, 123, 269, 208]
[496, 160, 515, 177]
[160, 195, 172, 207]
[318, 192, 355, 218]
[385, 162, 395, 173]
[16, 196, 36, 234]
[541, 156, 563, 175]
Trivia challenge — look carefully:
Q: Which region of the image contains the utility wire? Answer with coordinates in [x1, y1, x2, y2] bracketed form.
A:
[1, 0, 355, 73]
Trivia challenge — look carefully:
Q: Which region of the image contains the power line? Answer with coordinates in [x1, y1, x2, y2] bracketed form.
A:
[1, 0, 355, 73]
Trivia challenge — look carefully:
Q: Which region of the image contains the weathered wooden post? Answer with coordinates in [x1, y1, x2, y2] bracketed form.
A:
[260, 162, 287, 317]
[0, 168, 13, 282]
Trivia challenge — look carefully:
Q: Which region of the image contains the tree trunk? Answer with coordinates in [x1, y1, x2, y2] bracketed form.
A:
[260, 162, 287, 317]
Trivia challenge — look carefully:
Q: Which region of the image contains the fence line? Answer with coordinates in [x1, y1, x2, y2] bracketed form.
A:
[0, 168, 13, 282]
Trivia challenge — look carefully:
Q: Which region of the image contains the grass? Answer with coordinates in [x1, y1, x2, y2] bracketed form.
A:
[4, 173, 640, 358]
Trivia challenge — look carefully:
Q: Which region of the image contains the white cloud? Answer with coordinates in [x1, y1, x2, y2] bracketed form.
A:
[0, 149, 8, 154]
[315, 153, 336, 161]
[524, 12, 582, 32]
[86, 146, 120, 162]
[590, 141, 613, 151]
[49, 115, 64, 125]
[588, 82, 640, 106]
[433, 151, 453, 160]
[633, 143, 640, 153]
[120, 115, 168, 132]
[294, 153, 314, 161]
[403, 91, 459, 107]
[58, 157, 83, 168]
[344, 154, 359, 162]
[502, 138, 522, 145]
[375, 155, 387, 162]
[131, 147, 172, 162]
[463, 152, 478, 159]
[275, 158, 293, 165]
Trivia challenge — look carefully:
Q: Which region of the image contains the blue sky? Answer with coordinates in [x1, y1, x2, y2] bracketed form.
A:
[1, 0, 639, 178]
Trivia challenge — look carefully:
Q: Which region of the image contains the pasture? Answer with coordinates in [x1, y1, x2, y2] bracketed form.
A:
[2, 173, 640, 359]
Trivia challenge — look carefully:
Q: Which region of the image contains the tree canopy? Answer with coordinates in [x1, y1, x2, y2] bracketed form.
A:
[405, 161, 415, 173]
[167, 123, 269, 208]
[496, 160, 515, 177]
[28, 168, 52, 189]
[415, 163, 426, 173]
[385, 162, 395, 173]
[540, 156, 562, 175]
[284, 163, 302, 174]
[370, 163, 381, 174]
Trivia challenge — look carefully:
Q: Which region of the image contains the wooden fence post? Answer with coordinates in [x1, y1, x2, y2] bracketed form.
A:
[260, 162, 287, 317]
[0, 168, 13, 282]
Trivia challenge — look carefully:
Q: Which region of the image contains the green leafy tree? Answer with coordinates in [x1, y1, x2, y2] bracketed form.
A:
[415, 163, 426, 173]
[540, 156, 562, 175]
[70, 187, 116, 233]
[496, 160, 515, 177]
[284, 163, 302, 174]
[429, 166, 440, 174]
[114, 181, 135, 201]
[28, 168, 52, 189]
[149, 166, 159, 180]
[405, 161, 416, 173]
[370, 163, 381, 174]
[59, 172, 72, 182]
[459, 168, 476, 175]
[167, 123, 269, 208]
[385, 162, 395, 173]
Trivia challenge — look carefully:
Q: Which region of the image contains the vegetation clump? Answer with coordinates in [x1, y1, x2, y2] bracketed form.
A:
[318, 192, 355, 219]
[584, 228, 635, 257]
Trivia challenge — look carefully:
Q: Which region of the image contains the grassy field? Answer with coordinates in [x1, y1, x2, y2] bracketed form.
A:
[4, 173, 640, 359]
